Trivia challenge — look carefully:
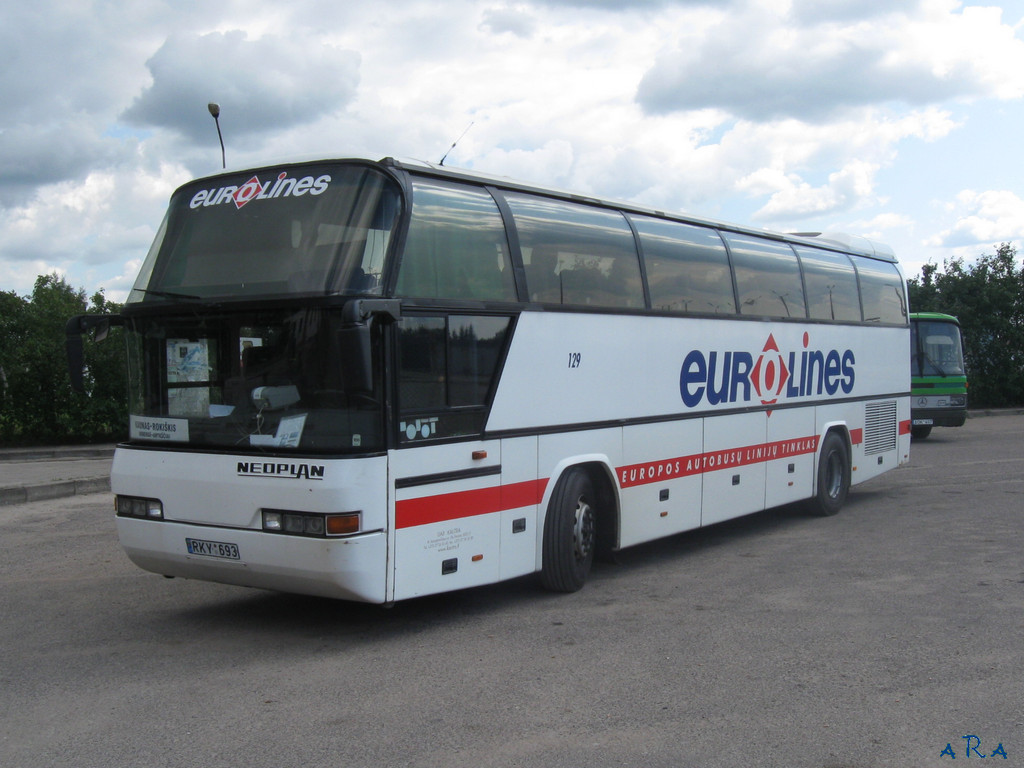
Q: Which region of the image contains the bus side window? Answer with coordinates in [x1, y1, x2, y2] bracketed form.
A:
[795, 246, 862, 322]
[395, 182, 517, 302]
[397, 314, 513, 440]
[506, 193, 644, 309]
[724, 233, 807, 319]
[853, 257, 907, 324]
[632, 216, 735, 315]
[396, 317, 447, 411]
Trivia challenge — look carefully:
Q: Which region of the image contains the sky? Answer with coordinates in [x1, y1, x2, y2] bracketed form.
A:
[2, 0, 1023, 303]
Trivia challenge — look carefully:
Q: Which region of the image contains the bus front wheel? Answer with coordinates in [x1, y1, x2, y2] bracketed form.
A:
[808, 432, 850, 517]
[541, 468, 596, 592]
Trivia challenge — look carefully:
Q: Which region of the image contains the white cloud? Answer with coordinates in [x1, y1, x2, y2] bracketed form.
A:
[121, 31, 361, 142]
[636, 0, 1024, 121]
[854, 212, 916, 234]
[0, 162, 191, 298]
[480, 5, 538, 37]
[743, 160, 878, 220]
[474, 140, 576, 186]
[927, 190, 1024, 247]
[669, 107, 956, 224]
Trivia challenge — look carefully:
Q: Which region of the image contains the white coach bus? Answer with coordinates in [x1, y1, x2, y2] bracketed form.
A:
[67, 156, 911, 603]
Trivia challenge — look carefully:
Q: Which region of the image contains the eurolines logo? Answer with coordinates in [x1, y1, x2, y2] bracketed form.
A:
[679, 332, 855, 408]
[189, 171, 332, 210]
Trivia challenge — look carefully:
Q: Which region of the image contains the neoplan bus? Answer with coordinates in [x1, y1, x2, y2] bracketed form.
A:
[909, 312, 967, 439]
[67, 156, 911, 604]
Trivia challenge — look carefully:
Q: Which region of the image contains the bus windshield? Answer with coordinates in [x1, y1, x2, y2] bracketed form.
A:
[129, 163, 402, 302]
[124, 306, 384, 453]
[912, 319, 965, 377]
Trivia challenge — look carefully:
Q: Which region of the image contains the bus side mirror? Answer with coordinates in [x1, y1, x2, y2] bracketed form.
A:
[338, 324, 373, 395]
[65, 314, 122, 393]
[338, 299, 401, 397]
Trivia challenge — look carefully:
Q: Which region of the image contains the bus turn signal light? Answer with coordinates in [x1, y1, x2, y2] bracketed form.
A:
[326, 513, 360, 536]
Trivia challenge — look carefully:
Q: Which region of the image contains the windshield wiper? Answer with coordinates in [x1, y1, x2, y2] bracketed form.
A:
[922, 351, 948, 377]
[138, 288, 202, 301]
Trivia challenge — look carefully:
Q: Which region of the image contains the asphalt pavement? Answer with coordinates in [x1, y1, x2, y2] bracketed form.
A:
[3, 413, 1022, 768]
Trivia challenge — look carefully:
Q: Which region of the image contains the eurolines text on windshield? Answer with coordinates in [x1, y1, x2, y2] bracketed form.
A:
[188, 171, 332, 210]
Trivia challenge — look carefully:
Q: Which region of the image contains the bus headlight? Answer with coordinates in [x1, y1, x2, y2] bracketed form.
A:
[116, 495, 163, 519]
[261, 509, 360, 537]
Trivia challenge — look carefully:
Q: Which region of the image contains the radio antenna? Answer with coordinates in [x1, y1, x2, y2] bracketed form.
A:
[208, 103, 226, 169]
[439, 121, 474, 166]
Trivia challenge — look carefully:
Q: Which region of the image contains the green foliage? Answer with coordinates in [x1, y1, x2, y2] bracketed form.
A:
[0, 273, 128, 446]
[907, 243, 1024, 407]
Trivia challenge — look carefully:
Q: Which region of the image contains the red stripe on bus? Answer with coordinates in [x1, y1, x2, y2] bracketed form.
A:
[396, 478, 547, 530]
[503, 478, 548, 509]
[616, 435, 821, 489]
[395, 421, 902, 528]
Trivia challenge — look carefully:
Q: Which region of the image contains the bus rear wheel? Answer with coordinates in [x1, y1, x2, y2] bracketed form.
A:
[808, 432, 850, 517]
[541, 468, 596, 593]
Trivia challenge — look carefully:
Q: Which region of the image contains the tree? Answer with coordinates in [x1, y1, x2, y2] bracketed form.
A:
[908, 243, 1024, 407]
[0, 289, 30, 440]
[0, 274, 127, 445]
[76, 289, 129, 440]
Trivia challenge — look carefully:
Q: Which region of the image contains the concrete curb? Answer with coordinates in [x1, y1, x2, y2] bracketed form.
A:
[0, 444, 115, 506]
[0, 445, 116, 462]
[0, 477, 112, 506]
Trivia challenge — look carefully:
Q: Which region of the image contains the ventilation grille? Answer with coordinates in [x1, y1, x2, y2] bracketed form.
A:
[864, 400, 898, 454]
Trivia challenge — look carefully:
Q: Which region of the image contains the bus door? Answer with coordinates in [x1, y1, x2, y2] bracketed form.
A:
[389, 313, 519, 601]
[390, 439, 503, 601]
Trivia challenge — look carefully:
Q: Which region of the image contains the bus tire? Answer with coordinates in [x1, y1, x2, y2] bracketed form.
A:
[541, 468, 596, 593]
[808, 432, 850, 517]
[911, 425, 932, 439]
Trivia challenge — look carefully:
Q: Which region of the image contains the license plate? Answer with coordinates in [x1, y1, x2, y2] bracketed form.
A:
[912, 418, 934, 426]
[186, 538, 240, 560]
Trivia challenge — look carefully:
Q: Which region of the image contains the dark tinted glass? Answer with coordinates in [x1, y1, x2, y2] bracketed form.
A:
[397, 317, 447, 410]
[397, 314, 513, 440]
[795, 246, 861, 322]
[724, 233, 806, 318]
[395, 182, 517, 301]
[135, 164, 400, 301]
[854, 257, 907, 324]
[123, 307, 384, 453]
[632, 216, 735, 314]
[505, 193, 644, 308]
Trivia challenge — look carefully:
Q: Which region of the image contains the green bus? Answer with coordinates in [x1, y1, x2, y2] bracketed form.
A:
[909, 312, 967, 439]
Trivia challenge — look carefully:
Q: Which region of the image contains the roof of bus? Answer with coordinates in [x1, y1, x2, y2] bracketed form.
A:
[183, 154, 899, 263]
[910, 312, 961, 323]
